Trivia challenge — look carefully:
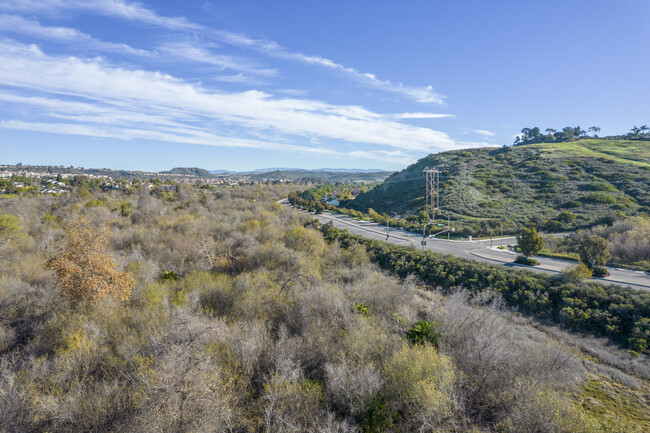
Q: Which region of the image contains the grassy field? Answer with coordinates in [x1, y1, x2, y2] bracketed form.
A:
[528, 139, 650, 167]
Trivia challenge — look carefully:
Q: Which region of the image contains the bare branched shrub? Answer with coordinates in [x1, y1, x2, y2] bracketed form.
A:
[498, 381, 591, 433]
[347, 271, 416, 321]
[128, 346, 240, 433]
[325, 358, 383, 416]
[263, 362, 329, 433]
[437, 292, 583, 423]
[46, 218, 134, 304]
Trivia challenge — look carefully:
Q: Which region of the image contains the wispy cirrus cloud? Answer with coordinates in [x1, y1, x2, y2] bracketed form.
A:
[0, 0, 199, 30]
[214, 31, 445, 104]
[0, 41, 463, 160]
[0, 0, 443, 104]
[392, 112, 454, 119]
[213, 73, 268, 86]
[158, 41, 277, 77]
[0, 119, 339, 155]
[474, 129, 495, 137]
[0, 13, 150, 56]
[0, 13, 281, 78]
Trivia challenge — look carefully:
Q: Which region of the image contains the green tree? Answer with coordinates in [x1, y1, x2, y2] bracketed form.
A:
[517, 227, 544, 257]
[588, 126, 601, 137]
[579, 235, 611, 270]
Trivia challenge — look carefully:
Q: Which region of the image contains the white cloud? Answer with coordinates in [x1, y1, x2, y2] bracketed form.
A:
[393, 112, 454, 119]
[0, 0, 199, 30]
[0, 119, 338, 155]
[474, 129, 495, 137]
[0, 41, 461, 158]
[0, 0, 444, 104]
[158, 41, 277, 76]
[0, 14, 281, 77]
[0, 13, 150, 56]
[347, 150, 412, 165]
[214, 30, 444, 104]
[213, 73, 268, 86]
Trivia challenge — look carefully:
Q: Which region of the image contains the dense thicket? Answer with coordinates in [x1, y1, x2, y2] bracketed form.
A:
[316, 223, 650, 354]
[0, 185, 646, 432]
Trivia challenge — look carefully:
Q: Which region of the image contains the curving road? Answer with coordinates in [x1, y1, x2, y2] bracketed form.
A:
[282, 201, 650, 291]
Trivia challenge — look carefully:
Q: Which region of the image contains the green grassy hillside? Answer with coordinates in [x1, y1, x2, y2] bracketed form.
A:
[344, 139, 650, 234]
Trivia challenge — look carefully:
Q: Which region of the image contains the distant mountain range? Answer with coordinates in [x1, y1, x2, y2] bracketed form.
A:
[156, 166, 392, 183]
[209, 168, 385, 174]
[160, 167, 215, 177]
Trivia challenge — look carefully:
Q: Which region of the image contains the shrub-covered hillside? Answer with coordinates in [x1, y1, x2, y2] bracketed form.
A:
[2, 183, 648, 431]
[344, 139, 650, 233]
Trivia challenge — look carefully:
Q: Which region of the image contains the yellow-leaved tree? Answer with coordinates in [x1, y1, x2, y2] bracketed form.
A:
[46, 218, 133, 304]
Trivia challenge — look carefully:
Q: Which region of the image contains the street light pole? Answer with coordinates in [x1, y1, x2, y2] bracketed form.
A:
[386, 218, 389, 240]
[421, 221, 432, 250]
[447, 214, 451, 240]
[422, 223, 426, 250]
[437, 212, 451, 240]
[387, 212, 399, 240]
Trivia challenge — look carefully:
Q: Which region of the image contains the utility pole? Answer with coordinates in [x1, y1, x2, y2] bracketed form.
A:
[423, 167, 439, 221]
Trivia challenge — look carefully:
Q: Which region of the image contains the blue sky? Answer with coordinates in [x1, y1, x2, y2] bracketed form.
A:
[0, 0, 648, 172]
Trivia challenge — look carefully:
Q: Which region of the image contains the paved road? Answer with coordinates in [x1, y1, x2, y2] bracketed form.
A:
[282, 202, 650, 290]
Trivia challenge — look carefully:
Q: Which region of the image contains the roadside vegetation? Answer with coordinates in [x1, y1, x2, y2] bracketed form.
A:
[542, 216, 650, 271]
[317, 223, 650, 354]
[1, 183, 648, 431]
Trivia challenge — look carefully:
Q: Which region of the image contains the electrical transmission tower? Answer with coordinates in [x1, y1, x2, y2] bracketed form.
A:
[423, 167, 439, 221]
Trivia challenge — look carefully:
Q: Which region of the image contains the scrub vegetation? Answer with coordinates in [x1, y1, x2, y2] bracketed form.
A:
[0, 183, 648, 432]
[343, 139, 650, 237]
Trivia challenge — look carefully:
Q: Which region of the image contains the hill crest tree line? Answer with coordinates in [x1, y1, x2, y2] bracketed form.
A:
[514, 125, 649, 145]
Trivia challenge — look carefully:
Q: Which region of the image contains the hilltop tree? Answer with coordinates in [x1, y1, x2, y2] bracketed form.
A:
[628, 125, 649, 139]
[517, 227, 544, 257]
[514, 126, 587, 145]
[46, 218, 134, 304]
[588, 126, 601, 137]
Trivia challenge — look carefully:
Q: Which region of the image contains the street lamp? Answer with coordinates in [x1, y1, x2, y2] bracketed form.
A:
[421, 220, 433, 250]
[434, 212, 452, 241]
[499, 222, 505, 247]
[387, 212, 399, 240]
